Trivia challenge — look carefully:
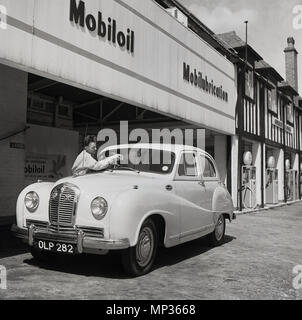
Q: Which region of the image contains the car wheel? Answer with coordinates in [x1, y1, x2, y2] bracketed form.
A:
[121, 219, 158, 277]
[208, 215, 225, 247]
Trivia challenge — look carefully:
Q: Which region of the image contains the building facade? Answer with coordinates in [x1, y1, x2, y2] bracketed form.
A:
[218, 32, 302, 210]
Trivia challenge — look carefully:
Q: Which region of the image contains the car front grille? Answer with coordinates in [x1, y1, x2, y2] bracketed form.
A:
[79, 226, 104, 238]
[26, 220, 48, 229]
[49, 183, 80, 226]
[26, 220, 104, 239]
[48, 224, 76, 234]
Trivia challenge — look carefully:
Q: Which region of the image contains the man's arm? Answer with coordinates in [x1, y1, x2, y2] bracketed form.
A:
[72, 152, 122, 175]
[91, 154, 122, 171]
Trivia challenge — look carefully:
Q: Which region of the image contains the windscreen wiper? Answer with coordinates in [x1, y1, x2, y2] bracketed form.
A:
[109, 165, 140, 173]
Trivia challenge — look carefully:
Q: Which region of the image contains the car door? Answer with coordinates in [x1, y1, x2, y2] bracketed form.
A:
[197, 152, 220, 223]
[174, 151, 213, 243]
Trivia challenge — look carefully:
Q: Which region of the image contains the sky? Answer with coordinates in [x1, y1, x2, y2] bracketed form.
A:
[178, 0, 302, 96]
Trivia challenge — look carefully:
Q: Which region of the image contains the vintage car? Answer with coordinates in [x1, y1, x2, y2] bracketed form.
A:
[12, 144, 235, 276]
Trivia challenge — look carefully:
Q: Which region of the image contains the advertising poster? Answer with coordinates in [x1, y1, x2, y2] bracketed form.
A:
[24, 153, 67, 183]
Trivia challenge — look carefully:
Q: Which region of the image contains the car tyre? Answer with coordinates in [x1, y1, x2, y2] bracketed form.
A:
[208, 215, 225, 247]
[121, 219, 158, 277]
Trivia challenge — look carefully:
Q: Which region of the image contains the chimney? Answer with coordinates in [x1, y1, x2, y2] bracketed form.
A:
[284, 37, 298, 92]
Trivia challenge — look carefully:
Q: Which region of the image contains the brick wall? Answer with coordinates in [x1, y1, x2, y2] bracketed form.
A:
[284, 37, 299, 92]
[285, 50, 298, 92]
[0, 64, 27, 225]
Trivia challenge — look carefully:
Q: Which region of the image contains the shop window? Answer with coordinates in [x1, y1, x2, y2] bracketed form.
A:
[245, 69, 254, 100]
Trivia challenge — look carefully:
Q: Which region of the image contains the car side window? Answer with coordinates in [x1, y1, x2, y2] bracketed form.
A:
[200, 155, 217, 178]
[178, 152, 198, 177]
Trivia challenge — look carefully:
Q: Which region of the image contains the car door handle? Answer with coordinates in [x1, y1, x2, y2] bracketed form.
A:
[166, 185, 173, 191]
[198, 181, 205, 187]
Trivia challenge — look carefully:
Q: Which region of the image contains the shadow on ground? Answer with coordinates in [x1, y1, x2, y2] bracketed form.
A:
[156, 234, 236, 268]
[0, 230, 28, 259]
[23, 234, 236, 279]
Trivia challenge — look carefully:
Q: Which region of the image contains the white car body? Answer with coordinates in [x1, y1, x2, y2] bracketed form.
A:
[13, 144, 234, 275]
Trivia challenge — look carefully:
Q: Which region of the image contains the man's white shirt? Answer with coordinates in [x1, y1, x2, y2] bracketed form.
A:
[72, 150, 118, 175]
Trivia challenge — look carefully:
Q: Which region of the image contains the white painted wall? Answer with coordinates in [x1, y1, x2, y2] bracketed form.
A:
[277, 149, 284, 201]
[214, 135, 227, 184]
[293, 153, 299, 171]
[252, 142, 262, 206]
[0, 64, 27, 222]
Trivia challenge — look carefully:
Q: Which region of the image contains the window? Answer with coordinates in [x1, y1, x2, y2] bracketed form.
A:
[200, 156, 216, 178]
[99, 148, 176, 174]
[268, 88, 277, 114]
[287, 103, 294, 123]
[59, 105, 70, 117]
[178, 153, 198, 177]
[245, 69, 254, 99]
[31, 98, 45, 111]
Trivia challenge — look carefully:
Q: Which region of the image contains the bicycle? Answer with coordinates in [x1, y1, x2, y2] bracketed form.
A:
[238, 183, 257, 209]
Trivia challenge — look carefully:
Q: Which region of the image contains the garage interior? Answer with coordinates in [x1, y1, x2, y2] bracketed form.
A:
[27, 72, 217, 156]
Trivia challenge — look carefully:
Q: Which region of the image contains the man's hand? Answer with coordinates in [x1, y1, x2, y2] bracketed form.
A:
[109, 154, 123, 165]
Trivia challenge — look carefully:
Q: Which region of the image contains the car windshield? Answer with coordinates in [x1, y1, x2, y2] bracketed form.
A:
[99, 147, 176, 174]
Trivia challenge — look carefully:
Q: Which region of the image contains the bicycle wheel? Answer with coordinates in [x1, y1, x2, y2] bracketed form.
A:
[242, 186, 257, 209]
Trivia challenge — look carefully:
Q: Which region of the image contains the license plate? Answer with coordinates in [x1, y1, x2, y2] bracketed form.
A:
[34, 239, 76, 255]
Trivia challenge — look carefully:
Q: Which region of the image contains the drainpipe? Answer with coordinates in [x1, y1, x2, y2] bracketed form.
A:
[238, 137, 243, 211]
[259, 79, 265, 209]
[298, 113, 301, 199]
[237, 64, 244, 212]
[260, 142, 264, 208]
[282, 101, 287, 203]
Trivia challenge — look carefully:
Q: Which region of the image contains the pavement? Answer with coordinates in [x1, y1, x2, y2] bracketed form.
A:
[0, 202, 301, 300]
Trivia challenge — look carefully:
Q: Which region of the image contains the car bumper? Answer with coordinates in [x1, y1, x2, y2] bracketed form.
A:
[11, 224, 130, 253]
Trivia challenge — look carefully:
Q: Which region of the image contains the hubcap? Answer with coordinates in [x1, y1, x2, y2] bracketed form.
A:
[136, 226, 154, 268]
[215, 216, 224, 241]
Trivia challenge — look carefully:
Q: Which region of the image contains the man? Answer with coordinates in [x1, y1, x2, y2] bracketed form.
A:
[72, 135, 122, 176]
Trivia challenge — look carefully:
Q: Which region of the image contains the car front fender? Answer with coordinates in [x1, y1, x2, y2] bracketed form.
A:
[16, 182, 55, 228]
[109, 188, 182, 247]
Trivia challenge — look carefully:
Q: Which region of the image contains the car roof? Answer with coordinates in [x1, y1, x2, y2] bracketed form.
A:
[101, 143, 209, 155]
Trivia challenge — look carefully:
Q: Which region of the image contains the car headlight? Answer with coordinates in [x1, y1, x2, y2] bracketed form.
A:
[24, 191, 39, 212]
[91, 197, 108, 220]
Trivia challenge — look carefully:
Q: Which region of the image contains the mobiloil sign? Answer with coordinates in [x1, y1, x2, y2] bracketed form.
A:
[70, 0, 135, 54]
